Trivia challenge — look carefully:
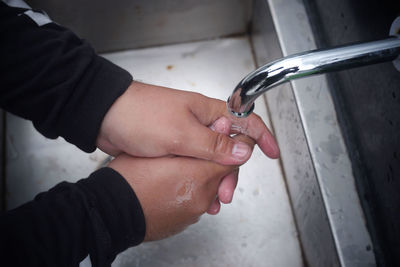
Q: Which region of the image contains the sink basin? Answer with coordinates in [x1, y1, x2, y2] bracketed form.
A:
[5, 34, 303, 267]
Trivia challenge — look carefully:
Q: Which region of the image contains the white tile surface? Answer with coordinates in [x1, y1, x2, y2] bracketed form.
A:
[6, 37, 303, 267]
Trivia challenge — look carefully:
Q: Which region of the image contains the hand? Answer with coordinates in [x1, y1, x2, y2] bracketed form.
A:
[97, 82, 280, 165]
[108, 133, 254, 241]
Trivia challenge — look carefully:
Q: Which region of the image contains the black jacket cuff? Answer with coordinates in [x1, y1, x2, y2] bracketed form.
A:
[78, 167, 146, 264]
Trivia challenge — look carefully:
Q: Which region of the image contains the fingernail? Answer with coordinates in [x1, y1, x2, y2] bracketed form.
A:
[232, 142, 250, 160]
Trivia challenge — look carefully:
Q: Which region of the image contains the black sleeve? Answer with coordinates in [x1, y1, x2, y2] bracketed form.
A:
[0, 3, 146, 266]
[0, 2, 132, 152]
[0, 167, 146, 267]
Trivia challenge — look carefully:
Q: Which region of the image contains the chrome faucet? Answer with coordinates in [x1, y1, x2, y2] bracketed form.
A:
[227, 17, 400, 118]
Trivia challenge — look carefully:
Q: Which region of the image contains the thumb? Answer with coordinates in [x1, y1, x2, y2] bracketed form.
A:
[177, 123, 253, 165]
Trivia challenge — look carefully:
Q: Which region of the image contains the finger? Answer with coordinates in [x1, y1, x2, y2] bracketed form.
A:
[232, 133, 256, 149]
[209, 119, 240, 204]
[210, 117, 241, 203]
[230, 113, 280, 159]
[207, 197, 221, 215]
[188, 95, 227, 126]
[179, 123, 252, 165]
[175, 118, 256, 166]
[218, 169, 239, 204]
[190, 97, 280, 159]
[209, 116, 231, 135]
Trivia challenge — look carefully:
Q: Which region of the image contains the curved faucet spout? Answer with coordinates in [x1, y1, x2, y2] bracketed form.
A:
[227, 36, 400, 118]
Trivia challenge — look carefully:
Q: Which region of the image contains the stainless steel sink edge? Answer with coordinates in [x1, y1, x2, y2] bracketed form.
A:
[251, 0, 376, 266]
[251, 1, 339, 266]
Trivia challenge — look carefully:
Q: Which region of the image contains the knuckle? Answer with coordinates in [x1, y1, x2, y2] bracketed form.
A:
[210, 133, 230, 155]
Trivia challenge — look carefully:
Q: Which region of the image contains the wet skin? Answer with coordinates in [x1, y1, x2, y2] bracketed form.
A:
[97, 82, 280, 207]
[108, 132, 255, 241]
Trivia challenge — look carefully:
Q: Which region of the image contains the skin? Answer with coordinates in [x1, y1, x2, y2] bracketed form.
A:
[108, 134, 255, 241]
[97, 82, 280, 209]
[207, 116, 239, 214]
[97, 82, 279, 161]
